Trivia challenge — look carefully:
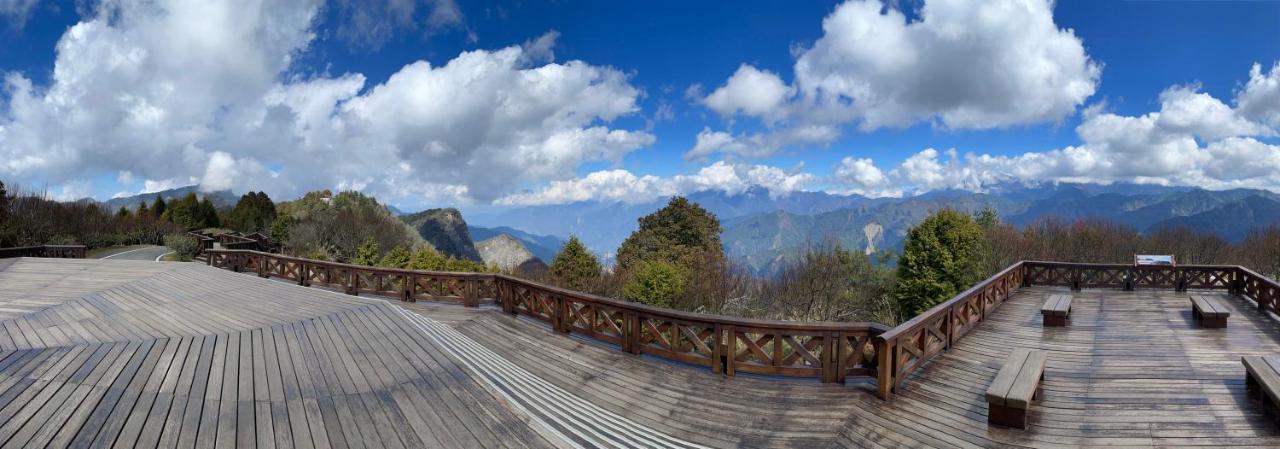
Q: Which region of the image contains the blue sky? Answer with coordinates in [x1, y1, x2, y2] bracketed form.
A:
[0, 0, 1278, 209]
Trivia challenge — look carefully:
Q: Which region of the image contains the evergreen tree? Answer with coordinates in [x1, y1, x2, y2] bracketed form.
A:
[151, 196, 167, 219]
[138, 201, 150, 217]
[353, 238, 380, 266]
[116, 207, 131, 218]
[199, 198, 220, 228]
[894, 209, 988, 317]
[166, 193, 200, 229]
[378, 245, 412, 269]
[622, 261, 688, 308]
[549, 236, 601, 291]
[615, 196, 724, 272]
[226, 191, 277, 232]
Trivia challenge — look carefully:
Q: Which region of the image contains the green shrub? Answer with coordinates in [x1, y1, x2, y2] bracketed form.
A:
[378, 245, 412, 269]
[353, 238, 379, 266]
[163, 234, 199, 262]
[622, 261, 688, 308]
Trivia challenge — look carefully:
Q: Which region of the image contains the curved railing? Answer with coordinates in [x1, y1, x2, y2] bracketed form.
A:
[874, 261, 1247, 399]
[0, 245, 86, 259]
[206, 249, 889, 384]
[205, 249, 1280, 399]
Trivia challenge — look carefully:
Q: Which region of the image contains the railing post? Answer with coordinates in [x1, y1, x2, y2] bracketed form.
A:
[723, 325, 735, 376]
[298, 262, 310, 286]
[1124, 266, 1134, 291]
[257, 255, 268, 278]
[345, 268, 358, 295]
[1071, 266, 1081, 291]
[876, 338, 893, 400]
[1176, 267, 1188, 292]
[403, 274, 415, 302]
[554, 296, 568, 333]
[821, 332, 838, 383]
[463, 279, 478, 308]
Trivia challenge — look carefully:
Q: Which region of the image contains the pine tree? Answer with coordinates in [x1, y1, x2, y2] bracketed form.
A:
[894, 209, 988, 317]
[199, 198, 220, 228]
[550, 236, 601, 291]
[151, 196, 167, 219]
[622, 261, 688, 308]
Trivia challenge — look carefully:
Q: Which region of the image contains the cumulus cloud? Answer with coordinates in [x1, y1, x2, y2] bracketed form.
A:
[0, 0, 651, 205]
[702, 64, 792, 123]
[497, 161, 814, 205]
[825, 72, 1280, 195]
[691, 0, 1100, 159]
[1237, 62, 1280, 130]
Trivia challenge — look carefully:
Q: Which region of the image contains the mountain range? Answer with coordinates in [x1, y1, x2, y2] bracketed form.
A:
[467, 183, 1280, 274]
[97, 183, 1280, 276]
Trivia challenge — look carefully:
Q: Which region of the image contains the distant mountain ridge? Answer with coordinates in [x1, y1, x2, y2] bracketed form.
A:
[467, 183, 1280, 275]
[468, 226, 566, 262]
[99, 186, 238, 212]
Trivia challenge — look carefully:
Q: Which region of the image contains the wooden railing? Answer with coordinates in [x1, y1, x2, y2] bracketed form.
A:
[207, 249, 889, 384]
[873, 261, 1245, 400]
[204, 249, 1280, 399]
[0, 245, 87, 259]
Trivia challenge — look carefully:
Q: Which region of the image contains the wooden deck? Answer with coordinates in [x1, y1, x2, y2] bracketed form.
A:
[3, 258, 1280, 447]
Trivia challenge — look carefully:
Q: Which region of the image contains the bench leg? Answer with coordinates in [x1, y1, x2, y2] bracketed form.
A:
[1247, 373, 1260, 401]
[1203, 316, 1227, 329]
[1043, 314, 1068, 327]
[988, 402, 1029, 429]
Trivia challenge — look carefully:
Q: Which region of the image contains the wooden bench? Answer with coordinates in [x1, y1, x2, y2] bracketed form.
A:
[1243, 356, 1280, 416]
[1040, 294, 1072, 327]
[986, 348, 1047, 429]
[1190, 295, 1230, 328]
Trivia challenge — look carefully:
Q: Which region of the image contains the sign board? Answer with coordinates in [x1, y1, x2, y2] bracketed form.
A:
[1134, 254, 1175, 266]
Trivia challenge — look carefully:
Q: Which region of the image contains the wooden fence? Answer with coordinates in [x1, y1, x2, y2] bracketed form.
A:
[0, 245, 86, 259]
[204, 250, 1280, 400]
[207, 249, 889, 384]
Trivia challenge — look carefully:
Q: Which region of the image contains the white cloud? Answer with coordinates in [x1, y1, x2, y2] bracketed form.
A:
[702, 64, 792, 122]
[834, 156, 885, 188]
[0, 0, 650, 206]
[691, 0, 1100, 159]
[497, 161, 814, 205]
[1237, 62, 1280, 130]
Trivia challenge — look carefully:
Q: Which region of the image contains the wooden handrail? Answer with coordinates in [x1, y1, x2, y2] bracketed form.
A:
[0, 245, 87, 259]
[207, 249, 888, 384]
[873, 260, 1249, 400]
[205, 249, 1280, 400]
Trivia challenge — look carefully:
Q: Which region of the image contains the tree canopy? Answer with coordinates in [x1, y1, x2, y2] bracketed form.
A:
[616, 196, 724, 272]
[225, 191, 276, 233]
[894, 209, 988, 317]
[622, 261, 688, 308]
[162, 192, 220, 230]
[549, 236, 601, 291]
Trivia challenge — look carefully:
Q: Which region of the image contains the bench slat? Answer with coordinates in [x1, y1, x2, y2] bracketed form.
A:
[1191, 295, 1228, 318]
[1040, 295, 1071, 316]
[1245, 356, 1280, 404]
[1007, 351, 1047, 408]
[986, 348, 1032, 406]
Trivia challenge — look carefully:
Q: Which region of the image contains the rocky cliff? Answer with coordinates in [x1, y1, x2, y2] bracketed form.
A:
[401, 208, 483, 262]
